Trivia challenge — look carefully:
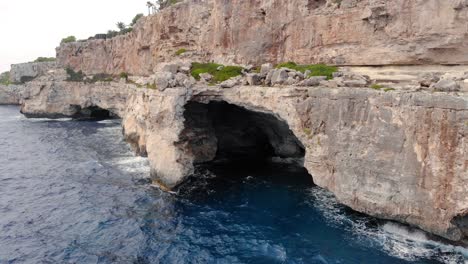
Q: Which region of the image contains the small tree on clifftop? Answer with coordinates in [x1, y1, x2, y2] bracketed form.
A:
[116, 22, 126, 31]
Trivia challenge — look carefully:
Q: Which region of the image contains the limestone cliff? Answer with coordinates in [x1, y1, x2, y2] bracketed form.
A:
[18, 71, 468, 243]
[6, 0, 468, 247]
[57, 0, 468, 75]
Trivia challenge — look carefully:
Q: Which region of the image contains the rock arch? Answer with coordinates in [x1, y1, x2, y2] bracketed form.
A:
[179, 100, 307, 169]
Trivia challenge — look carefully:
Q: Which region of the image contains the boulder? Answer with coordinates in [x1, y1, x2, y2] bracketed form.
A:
[260, 63, 273, 76]
[183, 77, 196, 89]
[244, 65, 254, 72]
[175, 73, 188, 87]
[298, 76, 327, 87]
[271, 69, 289, 85]
[220, 76, 241, 88]
[246, 73, 263, 85]
[199, 73, 213, 82]
[179, 66, 191, 74]
[155, 72, 174, 91]
[419, 73, 440, 87]
[431, 79, 460, 92]
[161, 64, 179, 74]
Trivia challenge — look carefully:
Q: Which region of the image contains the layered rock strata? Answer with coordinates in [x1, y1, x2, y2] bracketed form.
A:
[18, 74, 468, 244]
[57, 0, 468, 75]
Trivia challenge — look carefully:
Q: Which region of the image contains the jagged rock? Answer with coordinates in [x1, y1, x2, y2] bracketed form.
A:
[175, 73, 188, 87]
[199, 73, 213, 82]
[179, 66, 191, 74]
[271, 69, 289, 85]
[10, 62, 57, 83]
[298, 76, 327, 87]
[419, 73, 440, 87]
[246, 73, 263, 85]
[286, 77, 298, 85]
[333, 71, 344, 78]
[260, 63, 273, 76]
[220, 76, 241, 88]
[431, 79, 460, 92]
[155, 72, 174, 91]
[183, 77, 196, 89]
[336, 73, 370, 87]
[244, 65, 254, 72]
[160, 63, 179, 74]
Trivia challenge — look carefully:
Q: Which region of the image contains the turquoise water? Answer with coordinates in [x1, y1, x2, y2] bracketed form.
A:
[0, 106, 466, 263]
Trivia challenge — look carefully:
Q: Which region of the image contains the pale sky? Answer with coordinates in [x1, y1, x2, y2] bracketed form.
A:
[0, 0, 150, 73]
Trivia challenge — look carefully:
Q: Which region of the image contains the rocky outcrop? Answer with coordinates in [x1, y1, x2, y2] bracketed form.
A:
[57, 0, 468, 75]
[19, 70, 130, 118]
[10, 62, 57, 83]
[18, 73, 468, 243]
[0, 85, 26, 105]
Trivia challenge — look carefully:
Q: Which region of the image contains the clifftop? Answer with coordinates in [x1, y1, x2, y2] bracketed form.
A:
[57, 0, 468, 75]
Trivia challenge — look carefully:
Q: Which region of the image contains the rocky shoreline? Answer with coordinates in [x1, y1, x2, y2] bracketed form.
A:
[0, 64, 465, 245]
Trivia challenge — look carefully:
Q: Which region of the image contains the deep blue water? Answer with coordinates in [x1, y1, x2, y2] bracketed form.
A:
[0, 105, 466, 264]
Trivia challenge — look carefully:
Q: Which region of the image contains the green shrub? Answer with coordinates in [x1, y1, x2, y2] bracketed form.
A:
[191, 62, 243, 83]
[34, 57, 56, 63]
[175, 48, 187, 56]
[371, 84, 384, 90]
[146, 82, 157, 89]
[88, 73, 114, 83]
[119, 72, 129, 80]
[0, 71, 11, 85]
[384, 88, 395, 92]
[107, 30, 119, 38]
[66, 67, 85, 82]
[61, 36, 76, 44]
[131, 13, 144, 26]
[275, 62, 338, 79]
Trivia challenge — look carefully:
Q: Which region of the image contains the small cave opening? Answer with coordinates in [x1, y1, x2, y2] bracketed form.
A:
[71, 105, 117, 121]
[179, 101, 313, 189]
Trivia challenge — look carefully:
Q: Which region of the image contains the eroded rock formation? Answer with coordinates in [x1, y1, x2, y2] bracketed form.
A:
[16, 72, 468, 243]
[57, 0, 468, 75]
[3, 0, 468, 247]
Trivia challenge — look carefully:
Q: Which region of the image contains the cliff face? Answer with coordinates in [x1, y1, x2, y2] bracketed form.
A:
[18, 74, 468, 243]
[57, 0, 468, 75]
[10, 62, 57, 83]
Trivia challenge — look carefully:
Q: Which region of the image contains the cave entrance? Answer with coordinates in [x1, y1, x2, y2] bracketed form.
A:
[180, 101, 313, 186]
[71, 105, 117, 121]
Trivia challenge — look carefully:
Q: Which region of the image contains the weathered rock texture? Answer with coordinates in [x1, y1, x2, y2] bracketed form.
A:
[0, 85, 24, 105]
[57, 0, 468, 75]
[10, 62, 57, 83]
[19, 76, 468, 243]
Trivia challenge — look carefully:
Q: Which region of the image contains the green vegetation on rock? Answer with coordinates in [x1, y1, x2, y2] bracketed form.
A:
[191, 62, 243, 83]
[66, 68, 85, 82]
[131, 13, 144, 26]
[89, 73, 114, 83]
[34, 57, 56, 63]
[61, 36, 76, 44]
[119, 72, 129, 80]
[275, 62, 337, 79]
[0, 72, 11, 85]
[175, 48, 187, 56]
[371, 84, 384, 90]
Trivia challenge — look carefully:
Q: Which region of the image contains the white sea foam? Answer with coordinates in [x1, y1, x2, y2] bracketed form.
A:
[307, 187, 468, 263]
